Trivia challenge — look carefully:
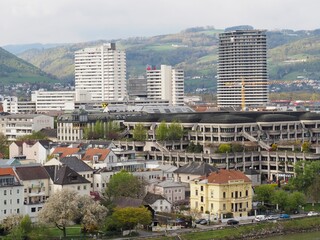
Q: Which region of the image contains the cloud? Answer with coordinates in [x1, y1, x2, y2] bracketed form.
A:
[0, 0, 319, 46]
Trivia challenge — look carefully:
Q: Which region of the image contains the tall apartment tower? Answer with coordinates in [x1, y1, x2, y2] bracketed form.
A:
[217, 30, 269, 108]
[146, 65, 184, 106]
[75, 43, 127, 101]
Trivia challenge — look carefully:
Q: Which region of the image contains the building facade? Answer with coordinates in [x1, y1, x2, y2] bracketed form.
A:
[190, 169, 253, 219]
[146, 65, 184, 106]
[217, 30, 269, 108]
[75, 43, 127, 101]
[0, 114, 54, 141]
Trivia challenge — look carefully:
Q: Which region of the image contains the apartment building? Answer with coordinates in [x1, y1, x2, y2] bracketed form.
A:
[146, 65, 184, 106]
[0, 168, 24, 221]
[190, 169, 253, 219]
[75, 43, 127, 101]
[217, 30, 269, 108]
[0, 114, 54, 141]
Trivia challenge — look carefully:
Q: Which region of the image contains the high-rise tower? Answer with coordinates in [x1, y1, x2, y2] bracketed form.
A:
[146, 65, 184, 106]
[217, 30, 268, 109]
[75, 43, 127, 101]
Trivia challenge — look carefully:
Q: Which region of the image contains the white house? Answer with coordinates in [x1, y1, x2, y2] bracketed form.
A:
[0, 168, 24, 221]
[9, 140, 52, 165]
[143, 192, 172, 213]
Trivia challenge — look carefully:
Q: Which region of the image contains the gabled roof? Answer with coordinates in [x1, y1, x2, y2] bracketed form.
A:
[143, 192, 167, 205]
[82, 148, 111, 161]
[174, 162, 218, 175]
[44, 165, 90, 185]
[0, 167, 15, 176]
[60, 156, 93, 172]
[15, 166, 50, 180]
[39, 128, 57, 138]
[202, 169, 251, 184]
[114, 197, 146, 208]
[52, 147, 80, 158]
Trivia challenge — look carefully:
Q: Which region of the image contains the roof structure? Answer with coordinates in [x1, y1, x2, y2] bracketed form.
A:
[82, 148, 111, 161]
[113, 197, 146, 208]
[44, 165, 90, 185]
[60, 156, 93, 172]
[0, 167, 15, 176]
[39, 128, 57, 138]
[156, 180, 185, 188]
[15, 166, 50, 180]
[125, 111, 317, 124]
[174, 162, 218, 175]
[143, 192, 166, 205]
[244, 168, 259, 175]
[201, 169, 251, 184]
[52, 147, 80, 158]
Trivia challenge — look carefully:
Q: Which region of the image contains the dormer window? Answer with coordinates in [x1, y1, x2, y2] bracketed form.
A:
[93, 155, 99, 163]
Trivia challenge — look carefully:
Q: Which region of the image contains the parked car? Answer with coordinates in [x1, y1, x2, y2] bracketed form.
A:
[254, 215, 267, 222]
[266, 215, 279, 220]
[199, 219, 208, 225]
[195, 218, 206, 224]
[307, 211, 319, 216]
[279, 214, 291, 219]
[227, 219, 239, 225]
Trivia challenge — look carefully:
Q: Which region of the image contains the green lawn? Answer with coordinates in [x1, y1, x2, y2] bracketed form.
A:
[304, 203, 320, 212]
[47, 225, 82, 238]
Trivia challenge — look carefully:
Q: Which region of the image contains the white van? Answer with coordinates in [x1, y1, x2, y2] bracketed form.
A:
[254, 215, 266, 222]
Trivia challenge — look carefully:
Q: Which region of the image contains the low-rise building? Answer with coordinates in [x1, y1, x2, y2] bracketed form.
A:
[14, 166, 50, 221]
[149, 180, 186, 203]
[190, 169, 253, 219]
[0, 114, 54, 140]
[143, 192, 172, 213]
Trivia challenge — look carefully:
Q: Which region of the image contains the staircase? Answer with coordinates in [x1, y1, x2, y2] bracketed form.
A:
[241, 131, 270, 151]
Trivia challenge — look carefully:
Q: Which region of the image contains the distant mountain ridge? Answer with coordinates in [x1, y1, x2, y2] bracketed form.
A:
[0, 47, 57, 85]
[5, 26, 320, 92]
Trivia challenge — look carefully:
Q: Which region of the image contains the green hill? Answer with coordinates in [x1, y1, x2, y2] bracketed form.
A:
[14, 27, 320, 92]
[0, 47, 57, 85]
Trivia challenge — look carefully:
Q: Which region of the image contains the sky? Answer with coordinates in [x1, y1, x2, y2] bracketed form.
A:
[0, 0, 319, 46]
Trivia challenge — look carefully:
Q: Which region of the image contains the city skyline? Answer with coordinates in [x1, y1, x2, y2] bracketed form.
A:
[1, 0, 320, 46]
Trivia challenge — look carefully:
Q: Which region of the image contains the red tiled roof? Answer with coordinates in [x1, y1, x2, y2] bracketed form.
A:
[82, 148, 110, 161]
[0, 167, 15, 176]
[52, 147, 80, 158]
[205, 169, 251, 184]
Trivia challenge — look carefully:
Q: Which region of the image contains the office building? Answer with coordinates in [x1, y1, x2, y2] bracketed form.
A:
[217, 30, 269, 108]
[75, 43, 127, 101]
[146, 65, 184, 106]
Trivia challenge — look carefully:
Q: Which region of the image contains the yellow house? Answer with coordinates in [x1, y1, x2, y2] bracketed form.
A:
[190, 169, 252, 219]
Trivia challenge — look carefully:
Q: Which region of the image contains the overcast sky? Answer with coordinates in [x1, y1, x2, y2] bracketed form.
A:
[1, 0, 319, 46]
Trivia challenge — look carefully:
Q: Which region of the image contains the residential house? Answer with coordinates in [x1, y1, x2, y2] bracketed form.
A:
[14, 166, 50, 221]
[0, 168, 24, 221]
[93, 168, 117, 193]
[174, 162, 218, 183]
[60, 157, 94, 189]
[82, 148, 117, 169]
[9, 140, 52, 165]
[50, 147, 80, 160]
[143, 192, 171, 213]
[189, 169, 253, 219]
[149, 181, 186, 203]
[44, 165, 90, 196]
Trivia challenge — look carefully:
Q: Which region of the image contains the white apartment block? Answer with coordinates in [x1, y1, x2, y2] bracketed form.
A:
[0, 114, 54, 141]
[75, 43, 127, 101]
[217, 30, 269, 108]
[1, 96, 36, 114]
[0, 170, 24, 221]
[147, 65, 184, 106]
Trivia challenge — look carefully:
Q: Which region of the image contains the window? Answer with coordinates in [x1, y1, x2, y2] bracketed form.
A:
[77, 186, 80, 190]
[31, 207, 36, 213]
[17, 199, 20, 204]
[195, 190, 198, 196]
[246, 190, 248, 196]
[4, 200, 7, 205]
[200, 186, 203, 191]
[223, 192, 226, 198]
[200, 196, 204, 202]
[17, 209, 20, 214]
[84, 185, 87, 190]
[17, 189, 19, 194]
[223, 204, 226, 210]
[4, 190, 6, 195]
[211, 190, 214, 198]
